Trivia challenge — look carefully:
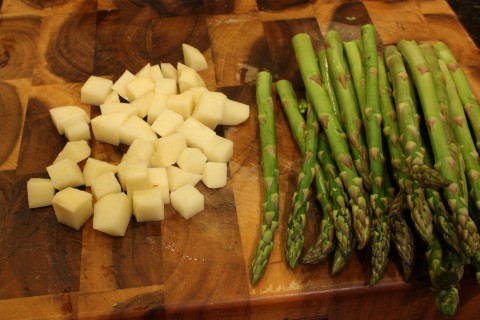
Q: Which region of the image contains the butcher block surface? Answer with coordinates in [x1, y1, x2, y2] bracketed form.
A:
[1, 0, 480, 319]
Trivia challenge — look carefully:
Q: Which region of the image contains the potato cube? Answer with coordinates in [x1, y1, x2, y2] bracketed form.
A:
[182, 43, 208, 71]
[166, 90, 194, 120]
[126, 139, 155, 163]
[136, 63, 151, 79]
[219, 98, 250, 126]
[103, 91, 120, 104]
[81, 76, 113, 106]
[202, 162, 227, 188]
[52, 187, 93, 230]
[150, 64, 164, 81]
[91, 171, 122, 200]
[83, 157, 117, 187]
[54, 140, 91, 163]
[177, 117, 216, 149]
[100, 102, 138, 118]
[189, 87, 208, 105]
[192, 91, 226, 129]
[178, 67, 206, 93]
[202, 135, 233, 163]
[148, 167, 170, 204]
[155, 78, 177, 95]
[47, 158, 85, 190]
[151, 133, 187, 167]
[177, 148, 207, 174]
[112, 70, 136, 101]
[27, 178, 55, 208]
[130, 92, 154, 119]
[117, 158, 148, 191]
[125, 162, 149, 198]
[166, 166, 202, 191]
[151, 108, 184, 137]
[176, 62, 189, 76]
[49, 106, 90, 135]
[126, 77, 155, 101]
[91, 113, 129, 146]
[160, 63, 178, 81]
[93, 192, 132, 237]
[170, 184, 204, 219]
[63, 116, 91, 141]
[133, 189, 164, 222]
[119, 115, 157, 145]
[147, 93, 168, 125]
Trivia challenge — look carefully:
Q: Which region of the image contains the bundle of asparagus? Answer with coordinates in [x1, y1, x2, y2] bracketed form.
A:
[251, 23, 480, 316]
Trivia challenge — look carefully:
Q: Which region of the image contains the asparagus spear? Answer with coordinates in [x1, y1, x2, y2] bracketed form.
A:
[325, 30, 372, 192]
[292, 33, 371, 249]
[361, 24, 390, 285]
[251, 71, 280, 284]
[434, 42, 480, 152]
[318, 48, 341, 119]
[344, 40, 366, 117]
[331, 238, 357, 275]
[398, 40, 480, 257]
[300, 205, 335, 264]
[434, 287, 460, 317]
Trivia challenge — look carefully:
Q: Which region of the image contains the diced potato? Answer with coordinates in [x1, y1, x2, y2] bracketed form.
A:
[82, 157, 118, 187]
[192, 91, 226, 129]
[166, 90, 194, 120]
[100, 102, 138, 118]
[46, 158, 85, 190]
[219, 98, 250, 126]
[117, 158, 148, 191]
[178, 67, 206, 93]
[166, 165, 202, 191]
[126, 139, 155, 164]
[202, 162, 227, 188]
[148, 167, 170, 204]
[151, 133, 187, 167]
[103, 90, 120, 104]
[155, 78, 177, 95]
[49, 106, 90, 135]
[91, 171, 122, 200]
[150, 64, 164, 81]
[160, 63, 178, 81]
[27, 178, 55, 208]
[119, 115, 157, 145]
[147, 93, 168, 125]
[125, 161, 149, 198]
[182, 43, 208, 71]
[130, 92, 154, 119]
[91, 113, 129, 146]
[63, 116, 91, 141]
[93, 192, 132, 237]
[133, 188, 164, 222]
[176, 62, 189, 76]
[177, 148, 207, 175]
[177, 117, 216, 149]
[52, 187, 93, 230]
[126, 77, 155, 101]
[81, 76, 113, 106]
[189, 87, 208, 105]
[170, 184, 204, 219]
[151, 108, 184, 137]
[202, 135, 233, 163]
[54, 140, 91, 163]
[136, 63, 151, 79]
[112, 70, 136, 101]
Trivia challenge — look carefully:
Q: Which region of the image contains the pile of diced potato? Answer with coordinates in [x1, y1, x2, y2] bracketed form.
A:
[27, 44, 249, 237]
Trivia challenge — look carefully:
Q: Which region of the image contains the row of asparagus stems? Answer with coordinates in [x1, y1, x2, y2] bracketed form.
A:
[251, 23, 480, 316]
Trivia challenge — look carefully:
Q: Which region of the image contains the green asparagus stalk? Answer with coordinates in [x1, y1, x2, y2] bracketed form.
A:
[472, 251, 480, 286]
[300, 206, 335, 264]
[331, 238, 357, 275]
[434, 42, 480, 152]
[325, 30, 372, 192]
[318, 48, 341, 119]
[434, 286, 460, 317]
[251, 71, 280, 284]
[398, 40, 480, 257]
[344, 40, 366, 118]
[285, 105, 319, 269]
[292, 33, 371, 249]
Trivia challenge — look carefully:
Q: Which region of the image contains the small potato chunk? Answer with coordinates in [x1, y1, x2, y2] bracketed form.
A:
[202, 162, 227, 189]
[189, 87, 208, 105]
[52, 187, 93, 230]
[112, 70, 136, 101]
[27, 178, 55, 208]
[130, 92, 154, 119]
[136, 63, 151, 79]
[150, 64, 164, 81]
[82, 157, 118, 187]
[192, 91, 226, 129]
[81, 76, 113, 106]
[166, 166, 202, 191]
[177, 117, 216, 150]
[151, 108, 184, 137]
[148, 167, 170, 204]
[47, 158, 85, 190]
[166, 90, 194, 120]
[219, 99, 250, 126]
[117, 158, 148, 191]
[93, 192, 132, 237]
[177, 148, 207, 174]
[91, 171, 122, 200]
[160, 63, 178, 81]
[126, 77, 155, 101]
[178, 67, 206, 93]
[147, 93, 168, 125]
[63, 116, 91, 141]
[170, 184, 204, 219]
[91, 113, 129, 146]
[202, 135, 233, 163]
[103, 91, 120, 104]
[155, 78, 177, 95]
[100, 102, 138, 118]
[182, 43, 208, 71]
[119, 115, 157, 145]
[125, 161, 149, 199]
[49, 106, 90, 135]
[151, 133, 187, 167]
[126, 139, 155, 164]
[54, 140, 91, 163]
[133, 188, 164, 222]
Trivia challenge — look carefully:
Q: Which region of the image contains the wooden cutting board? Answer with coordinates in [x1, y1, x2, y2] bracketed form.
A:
[1, 0, 479, 318]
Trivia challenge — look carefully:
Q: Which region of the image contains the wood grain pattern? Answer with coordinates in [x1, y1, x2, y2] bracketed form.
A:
[1, 0, 480, 319]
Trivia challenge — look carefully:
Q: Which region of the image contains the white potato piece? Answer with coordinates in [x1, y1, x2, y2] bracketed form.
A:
[63, 116, 91, 141]
[150, 64, 163, 81]
[91, 171, 122, 200]
[147, 93, 168, 125]
[82, 157, 118, 187]
[202, 162, 227, 188]
[112, 70, 136, 101]
[100, 102, 138, 118]
[125, 161, 149, 198]
[91, 113, 129, 146]
[177, 117, 216, 149]
[133, 188, 164, 222]
[189, 87, 209, 105]
[81, 76, 113, 106]
[177, 147, 207, 174]
[219, 99, 250, 126]
[52, 187, 93, 230]
[178, 67, 206, 93]
[166, 90, 194, 120]
[148, 167, 170, 204]
[166, 165, 202, 191]
[151, 108, 184, 137]
[49, 106, 90, 135]
[46, 158, 85, 190]
[119, 115, 157, 145]
[117, 158, 148, 191]
[170, 184, 204, 219]
[176, 62, 189, 76]
[93, 192, 132, 237]
[182, 43, 208, 71]
[130, 92, 154, 119]
[126, 77, 155, 101]
[202, 135, 233, 163]
[103, 90, 120, 104]
[126, 139, 155, 164]
[151, 133, 187, 167]
[155, 78, 177, 95]
[192, 91, 226, 129]
[160, 63, 178, 81]
[136, 63, 151, 79]
[54, 140, 91, 163]
[27, 178, 55, 208]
